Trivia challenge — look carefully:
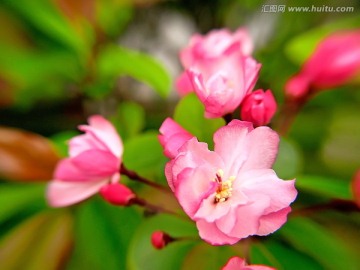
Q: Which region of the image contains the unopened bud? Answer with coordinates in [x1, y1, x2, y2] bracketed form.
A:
[241, 89, 277, 127]
[99, 183, 135, 206]
[352, 170, 360, 208]
[151, 231, 174, 250]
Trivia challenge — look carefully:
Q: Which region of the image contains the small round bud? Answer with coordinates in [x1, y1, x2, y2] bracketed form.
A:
[151, 231, 173, 250]
[99, 183, 135, 206]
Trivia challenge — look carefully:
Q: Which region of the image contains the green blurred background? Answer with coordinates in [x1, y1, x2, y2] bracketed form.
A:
[0, 0, 359, 269]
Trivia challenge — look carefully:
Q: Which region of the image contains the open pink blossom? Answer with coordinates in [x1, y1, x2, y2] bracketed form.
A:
[241, 89, 277, 127]
[158, 118, 193, 159]
[285, 30, 360, 99]
[166, 120, 297, 245]
[222, 257, 275, 270]
[47, 115, 123, 207]
[176, 28, 255, 96]
[187, 49, 261, 118]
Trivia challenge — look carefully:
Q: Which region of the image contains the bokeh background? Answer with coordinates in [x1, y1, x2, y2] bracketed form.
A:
[0, 0, 360, 269]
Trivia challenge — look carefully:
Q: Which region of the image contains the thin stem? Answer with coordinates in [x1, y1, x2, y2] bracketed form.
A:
[291, 199, 359, 217]
[120, 164, 171, 193]
[131, 197, 190, 221]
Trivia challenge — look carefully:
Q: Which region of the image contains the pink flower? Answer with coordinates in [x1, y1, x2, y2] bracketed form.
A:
[176, 28, 259, 99]
[187, 51, 261, 118]
[165, 120, 297, 245]
[222, 257, 275, 270]
[47, 115, 123, 207]
[285, 30, 360, 99]
[241, 89, 277, 127]
[100, 183, 135, 206]
[158, 118, 193, 159]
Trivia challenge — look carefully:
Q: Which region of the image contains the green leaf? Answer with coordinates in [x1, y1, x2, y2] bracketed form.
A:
[295, 175, 352, 200]
[111, 101, 145, 141]
[122, 131, 167, 181]
[280, 216, 355, 270]
[67, 197, 142, 270]
[97, 45, 171, 98]
[0, 184, 46, 225]
[127, 214, 198, 270]
[273, 137, 303, 179]
[0, 210, 73, 270]
[1, 0, 88, 55]
[174, 93, 225, 148]
[251, 240, 322, 270]
[181, 243, 236, 270]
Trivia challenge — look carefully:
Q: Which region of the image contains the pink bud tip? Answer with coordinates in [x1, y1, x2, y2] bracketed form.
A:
[99, 183, 135, 206]
[151, 231, 173, 250]
[351, 170, 360, 208]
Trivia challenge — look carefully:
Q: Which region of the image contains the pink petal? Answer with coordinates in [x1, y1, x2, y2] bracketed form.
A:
[69, 133, 108, 157]
[175, 71, 194, 96]
[238, 169, 297, 214]
[222, 257, 246, 270]
[220, 194, 271, 239]
[257, 206, 292, 236]
[79, 115, 123, 158]
[46, 178, 109, 207]
[196, 219, 239, 245]
[240, 126, 279, 172]
[55, 150, 119, 182]
[213, 120, 252, 176]
[175, 166, 216, 218]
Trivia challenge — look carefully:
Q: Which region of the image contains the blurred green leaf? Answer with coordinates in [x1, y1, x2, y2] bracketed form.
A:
[0, 184, 46, 225]
[97, 0, 133, 37]
[67, 197, 141, 270]
[0, 210, 73, 270]
[296, 175, 352, 200]
[280, 216, 356, 270]
[321, 107, 360, 178]
[181, 243, 236, 270]
[111, 101, 145, 141]
[123, 131, 167, 180]
[273, 137, 303, 179]
[97, 45, 171, 98]
[285, 15, 360, 65]
[1, 0, 89, 55]
[174, 93, 225, 148]
[127, 214, 198, 270]
[251, 240, 322, 270]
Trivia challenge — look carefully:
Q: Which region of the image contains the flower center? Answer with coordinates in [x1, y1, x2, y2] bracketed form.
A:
[213, 169, 235, 203]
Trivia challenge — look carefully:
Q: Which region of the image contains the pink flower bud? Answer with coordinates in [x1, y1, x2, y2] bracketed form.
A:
[222, 257, 275, 270]
[351, 170, 360, 208]
[285, 30, 360, 99]
[240, 89, 277, 127]
[151, 231, 173, 250]
[99, 183, 135, 206]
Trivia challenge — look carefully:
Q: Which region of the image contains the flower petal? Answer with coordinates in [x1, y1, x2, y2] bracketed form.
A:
[257, 207, 292, 236]
[79, 115, 123, 158]
[46, 178, 109, 207]
[196, 219, 239, 245]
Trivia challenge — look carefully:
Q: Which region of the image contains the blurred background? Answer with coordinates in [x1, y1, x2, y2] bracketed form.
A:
[0, 0, 360, 269]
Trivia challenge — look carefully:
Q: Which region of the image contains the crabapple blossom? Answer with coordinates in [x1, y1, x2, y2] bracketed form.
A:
[158, 118, 193, 159]
[151, 231, 173, 250]
[176, 28, 253, 96]
[222, 257, 275, 270]
[285, 30, 360, 99]
[165, 120, 297, 245]
[47, 115, 123, 207]
[241, 89, 277, 126]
